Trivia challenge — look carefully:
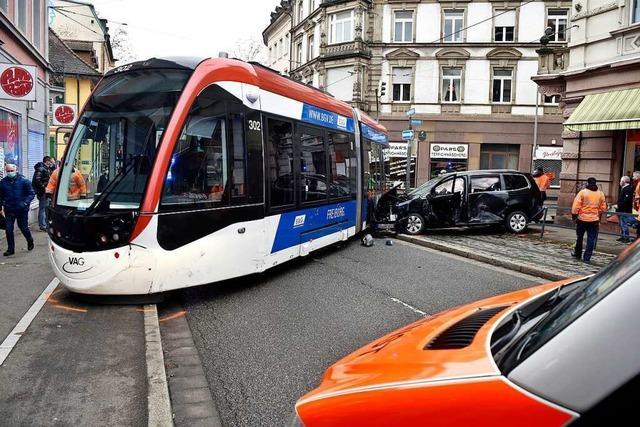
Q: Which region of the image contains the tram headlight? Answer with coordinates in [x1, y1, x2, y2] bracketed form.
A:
[98, 234, 109, 245]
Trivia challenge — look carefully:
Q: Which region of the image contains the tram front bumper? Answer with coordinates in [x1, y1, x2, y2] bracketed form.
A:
[48, 240, 156, 295]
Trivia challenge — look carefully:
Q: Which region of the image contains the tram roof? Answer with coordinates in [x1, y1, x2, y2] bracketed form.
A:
[105, 56, 388, 135]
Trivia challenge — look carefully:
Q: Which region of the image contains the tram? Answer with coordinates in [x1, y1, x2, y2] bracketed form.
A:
[47, 57, 389, 295]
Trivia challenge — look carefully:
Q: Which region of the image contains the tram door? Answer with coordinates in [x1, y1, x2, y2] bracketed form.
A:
[156, 84, 267, 284]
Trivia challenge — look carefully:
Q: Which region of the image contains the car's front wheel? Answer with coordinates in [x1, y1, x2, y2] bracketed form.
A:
[405, 213, 425, 235]
[506, 210, 529, 233]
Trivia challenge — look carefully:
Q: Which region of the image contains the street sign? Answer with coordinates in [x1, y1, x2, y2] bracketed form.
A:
[411, 119, 423, 126]
[418, 130, 427, 141]
[401, 129, 414, 141]
[405, 108, 416, 117]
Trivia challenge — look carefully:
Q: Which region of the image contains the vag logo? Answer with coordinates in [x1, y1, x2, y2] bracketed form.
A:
[62, 256, 93, 274]
[68, 257, 85, 266]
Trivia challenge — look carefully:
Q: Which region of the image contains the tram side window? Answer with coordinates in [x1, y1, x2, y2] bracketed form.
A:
[161, 90, 229, 208]
[267, 119, 295, 207]
[229, 113, 246, 201]
[299, 126, 327, 203]
[328, 131, 357, 198]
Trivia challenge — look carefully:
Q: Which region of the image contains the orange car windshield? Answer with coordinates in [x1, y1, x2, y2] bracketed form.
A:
[500, 243, 640, 372]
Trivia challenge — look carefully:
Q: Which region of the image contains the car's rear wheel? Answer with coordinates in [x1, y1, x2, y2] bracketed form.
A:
[405, 213, 425, 235]
[506, 211, 529, 233]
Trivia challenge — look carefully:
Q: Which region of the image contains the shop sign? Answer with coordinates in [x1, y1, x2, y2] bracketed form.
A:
[52, 104, 77, 126]
[386, 142, 416, 159]
[0, 63, 37, 101]
[535, 146, 563, 161]
[430, 143, 468, 159]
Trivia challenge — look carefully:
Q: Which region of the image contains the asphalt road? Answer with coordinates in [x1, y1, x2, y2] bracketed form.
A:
[170, 239, 541, 427]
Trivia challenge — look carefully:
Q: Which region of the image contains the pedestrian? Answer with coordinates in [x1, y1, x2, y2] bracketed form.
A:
[571, 177, 607, 264]
[0, 163, 35, 257]
[532, 166, 551, 202]
[616, 176, 635, 243]
[32, 156, 55, 231]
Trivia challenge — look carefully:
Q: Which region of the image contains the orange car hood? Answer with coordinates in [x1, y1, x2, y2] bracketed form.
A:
[300, 280, 573, 403]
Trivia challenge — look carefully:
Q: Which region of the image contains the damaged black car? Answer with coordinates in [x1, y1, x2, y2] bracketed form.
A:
[384, 170, 544, 235]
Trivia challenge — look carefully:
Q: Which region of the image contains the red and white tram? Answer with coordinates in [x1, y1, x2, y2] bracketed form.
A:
[47, 58, 389, 295]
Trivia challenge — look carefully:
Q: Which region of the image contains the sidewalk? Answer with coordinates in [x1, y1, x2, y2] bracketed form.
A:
[397, 225, 619, 281]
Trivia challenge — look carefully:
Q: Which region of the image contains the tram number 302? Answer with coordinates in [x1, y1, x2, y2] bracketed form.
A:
[248, 120, 261, 132]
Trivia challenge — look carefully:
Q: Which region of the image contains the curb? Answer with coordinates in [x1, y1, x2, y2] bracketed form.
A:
[397, 234, 569, 282]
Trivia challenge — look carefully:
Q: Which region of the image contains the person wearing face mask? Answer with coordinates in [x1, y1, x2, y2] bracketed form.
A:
[32, 156, 54, 231]
[0, 163, 35, 256]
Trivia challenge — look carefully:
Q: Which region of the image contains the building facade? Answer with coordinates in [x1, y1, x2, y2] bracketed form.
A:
[263, 0, 568, 189]
[534, 0, 640, 221]
[48, 28, 100, 159]
[0, 0, 49, 195]
[50, 0, 115, 74]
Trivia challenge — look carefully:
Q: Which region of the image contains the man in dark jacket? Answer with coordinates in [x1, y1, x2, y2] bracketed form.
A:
[617, 175, 635, 243]
[32, 156, 55, 231]
[0, 163, 35, 256]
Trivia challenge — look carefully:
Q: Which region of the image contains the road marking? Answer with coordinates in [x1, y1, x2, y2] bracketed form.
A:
[390, 297, 427, 317]
[0, 278, 59, 366]
[144, 304, 173, 427]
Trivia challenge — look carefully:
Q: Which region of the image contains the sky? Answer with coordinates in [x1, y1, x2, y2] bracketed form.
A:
[85, 0, 282, 62]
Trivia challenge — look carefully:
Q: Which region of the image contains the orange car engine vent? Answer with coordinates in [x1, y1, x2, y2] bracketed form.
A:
[425, 306, 510, 350]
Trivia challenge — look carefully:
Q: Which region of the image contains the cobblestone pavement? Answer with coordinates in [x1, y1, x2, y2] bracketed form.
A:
[400, 227, 618, 278]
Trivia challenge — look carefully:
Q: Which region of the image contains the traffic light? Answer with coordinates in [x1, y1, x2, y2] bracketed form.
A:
[379, 81, 387, 97]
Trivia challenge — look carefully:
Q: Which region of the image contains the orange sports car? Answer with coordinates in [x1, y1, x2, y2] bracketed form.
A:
[295, 245, 640, 426]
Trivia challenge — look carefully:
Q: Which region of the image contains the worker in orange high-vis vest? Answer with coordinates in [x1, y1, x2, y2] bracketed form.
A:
[571, 177, 607, 263]
[533, 166, 551, 202]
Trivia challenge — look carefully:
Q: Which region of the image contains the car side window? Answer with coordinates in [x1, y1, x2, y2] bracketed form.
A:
[471, 176, 501, 193]
[434, 178, 454, 195]
[504, 174, 529, 191]
[453, 177, 465, 194]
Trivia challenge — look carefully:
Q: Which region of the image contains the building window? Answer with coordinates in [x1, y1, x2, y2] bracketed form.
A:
[442, 68, 462, 103]
[494, 10, 515, 42]
[296, 40, 303, 67]
[492, 69, 513, 103]
[326, 66, 354, 101]
[547, 9, 568, 42]
[308, 0, 315, 14]
[394, 10, 414, 43]
[307, 35, 315, 61]
[480, 144, 519, 170]
[0, 0, 7, 13]
[298, 0, 304, 24]
[544, 94, 560, 104]
[392, 67, 412, 102]
[444, 10, 464, 42]
[33, 0, 42, 49]
[632, 0, 639, 23]
[330, 10, 354, 44]
[16, 0, 27, 33]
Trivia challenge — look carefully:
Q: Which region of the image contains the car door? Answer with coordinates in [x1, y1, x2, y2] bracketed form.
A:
[429, 176, 466, 226]
[467, 174, 508, 223]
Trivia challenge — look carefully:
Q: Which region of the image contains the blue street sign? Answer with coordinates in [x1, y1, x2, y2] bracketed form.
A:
[411, 119, 423, 126]
[401, 129, 414, 141]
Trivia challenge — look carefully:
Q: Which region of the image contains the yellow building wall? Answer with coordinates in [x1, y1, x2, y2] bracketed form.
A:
[51, 77, 95, 160]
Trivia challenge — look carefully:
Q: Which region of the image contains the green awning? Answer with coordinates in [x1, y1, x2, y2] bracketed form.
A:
[564, 88, 640, 132]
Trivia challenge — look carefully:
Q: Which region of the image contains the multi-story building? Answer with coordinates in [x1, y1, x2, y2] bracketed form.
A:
[0, 0, 49, 194]
[534, 0, 640, 221]
[50, 0, 116, 74]
[48, 28, 100, 159]
[263, 0, 568, 189]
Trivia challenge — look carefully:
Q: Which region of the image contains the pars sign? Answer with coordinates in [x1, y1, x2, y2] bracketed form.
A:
[430, 143, 468, 159]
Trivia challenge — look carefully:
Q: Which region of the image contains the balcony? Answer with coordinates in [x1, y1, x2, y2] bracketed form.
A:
[321, 40, 371, 60]
[536, 46, 569, 75]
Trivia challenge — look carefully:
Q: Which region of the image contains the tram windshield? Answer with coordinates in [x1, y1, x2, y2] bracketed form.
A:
[56, 69, 191, 211]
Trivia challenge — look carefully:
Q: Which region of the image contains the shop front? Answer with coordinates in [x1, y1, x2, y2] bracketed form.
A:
[429, 143, 468, 178]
